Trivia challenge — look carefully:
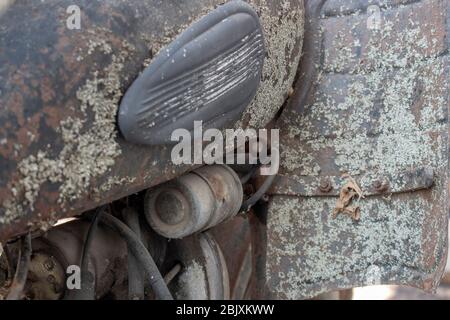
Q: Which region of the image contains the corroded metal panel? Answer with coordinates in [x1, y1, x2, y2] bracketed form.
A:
[0, 0, 304, 242]
[265, 0, 449, 299]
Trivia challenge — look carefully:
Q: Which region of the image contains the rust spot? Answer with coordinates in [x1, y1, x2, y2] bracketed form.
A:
[319, 178, 332, 193]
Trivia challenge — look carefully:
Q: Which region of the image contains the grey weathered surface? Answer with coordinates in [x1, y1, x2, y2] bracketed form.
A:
[265, 0, 449, 299]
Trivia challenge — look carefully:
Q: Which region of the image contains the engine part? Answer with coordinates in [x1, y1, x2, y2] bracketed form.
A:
[210, 215, 252, 300]
[99, 214, 173, 300]
[165, 232, 229, 300]
[73, 207, 105, 300]
[26, 252, 65, 300]
[0, 188, 254, 300]
[144, 165, 243, 239]
[6, 233, 31, 300]
[0, 245, 8, 290]
[122, 208, 144, 300]
[30, 219, 128, 300]
[29, 215, 169, 300]
[118, 0, 265, 145]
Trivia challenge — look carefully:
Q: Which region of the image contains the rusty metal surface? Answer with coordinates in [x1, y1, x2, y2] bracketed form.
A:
[0, 0, 305, 242]
[264, 0, 449, 299]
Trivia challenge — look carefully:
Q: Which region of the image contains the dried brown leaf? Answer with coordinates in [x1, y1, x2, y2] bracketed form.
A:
[333, 175, 364, 221]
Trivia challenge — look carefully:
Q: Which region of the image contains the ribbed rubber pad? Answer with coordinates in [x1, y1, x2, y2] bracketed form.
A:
[118, 0, 265, 145]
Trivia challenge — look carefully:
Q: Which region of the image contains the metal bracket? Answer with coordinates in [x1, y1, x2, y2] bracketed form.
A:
[270, 166, 434, 197]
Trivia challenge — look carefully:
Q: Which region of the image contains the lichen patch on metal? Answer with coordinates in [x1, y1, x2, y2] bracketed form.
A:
[2, 32, 134, 224]
[267, 0, 448, 299]
[242, 0, 305, 128]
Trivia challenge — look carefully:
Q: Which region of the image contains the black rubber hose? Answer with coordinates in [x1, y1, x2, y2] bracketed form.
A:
[6, 233, 32, 300]
[240, 150, 279, 212]
[100, 213, 173, 300]
[240, 164, 260, 184]
[239, 133, 280, 212]
[122, 208, 144, 300]
[240, 173, 276, 212]
[72, 206, 105, 300]
[3, 245, 14, 281]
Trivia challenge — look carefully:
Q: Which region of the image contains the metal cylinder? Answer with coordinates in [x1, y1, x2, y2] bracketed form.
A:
[144, 165, 243, 239]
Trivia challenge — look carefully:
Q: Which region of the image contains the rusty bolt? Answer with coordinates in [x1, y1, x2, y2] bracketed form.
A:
[373, 179, 389, 192]
[319, 178, 332, 193]
[47, 275, 56, 284]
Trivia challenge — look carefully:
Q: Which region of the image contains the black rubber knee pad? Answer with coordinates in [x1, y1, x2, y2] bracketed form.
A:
[118, 0, 265, 145]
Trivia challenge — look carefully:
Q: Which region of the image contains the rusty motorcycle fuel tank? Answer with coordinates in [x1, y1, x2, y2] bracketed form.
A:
[0, 0, 305, 242]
